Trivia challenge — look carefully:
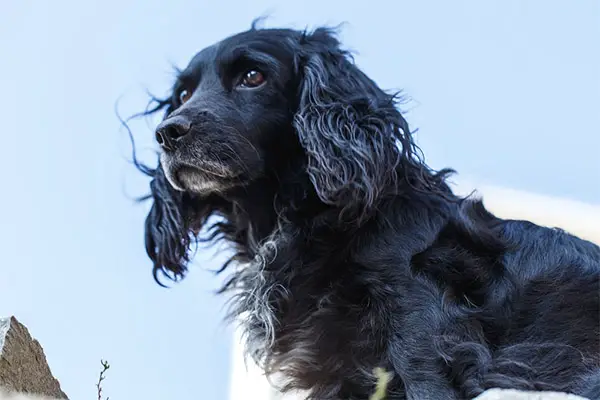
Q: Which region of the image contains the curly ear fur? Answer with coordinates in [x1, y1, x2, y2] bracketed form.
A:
[293, 28, 418, 220]
[144, 163, 226, 285]
[144, 164, 208, 285]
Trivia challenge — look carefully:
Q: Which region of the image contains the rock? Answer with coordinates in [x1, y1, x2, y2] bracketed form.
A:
[474, 388, 589, 400]
[0, 317, 67, 399]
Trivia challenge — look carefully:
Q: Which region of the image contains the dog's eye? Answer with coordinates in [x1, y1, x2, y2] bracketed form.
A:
[179, 89, 192, 104]
[239, 70, 265, 88]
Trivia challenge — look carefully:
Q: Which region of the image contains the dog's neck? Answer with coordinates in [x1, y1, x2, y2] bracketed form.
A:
[217, 169, 322, 247]
[213, 163, 457, 276]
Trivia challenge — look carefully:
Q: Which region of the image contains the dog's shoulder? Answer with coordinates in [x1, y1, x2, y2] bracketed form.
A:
[495, 218, 600, 275]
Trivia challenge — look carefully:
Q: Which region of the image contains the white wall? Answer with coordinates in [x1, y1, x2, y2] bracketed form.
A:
[452, 180, 600, 245]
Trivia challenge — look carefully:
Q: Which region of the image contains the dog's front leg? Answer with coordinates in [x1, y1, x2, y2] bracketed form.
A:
[387, 330, 460, 400]
[392, 357, 459, 400]
[388, 284, 460, 400]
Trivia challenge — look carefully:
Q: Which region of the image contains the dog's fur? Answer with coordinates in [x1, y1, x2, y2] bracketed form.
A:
[132, 24, 600, 400]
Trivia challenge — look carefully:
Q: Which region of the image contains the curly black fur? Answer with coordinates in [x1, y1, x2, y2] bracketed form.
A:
[129, 23, 600, 400]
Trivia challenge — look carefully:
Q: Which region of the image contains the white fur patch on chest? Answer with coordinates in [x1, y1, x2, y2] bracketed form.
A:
[229, 223, 293, 367]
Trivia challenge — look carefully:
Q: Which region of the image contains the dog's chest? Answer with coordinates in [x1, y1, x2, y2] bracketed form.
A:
[235, 228, 399, 397]
[257, 262, 392, 396]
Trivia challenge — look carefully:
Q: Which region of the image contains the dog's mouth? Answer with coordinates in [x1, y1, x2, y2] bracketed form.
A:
[160, 153, 241, 194]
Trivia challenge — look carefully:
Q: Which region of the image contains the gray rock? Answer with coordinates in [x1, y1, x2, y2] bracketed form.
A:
[0, 317, 67, 399]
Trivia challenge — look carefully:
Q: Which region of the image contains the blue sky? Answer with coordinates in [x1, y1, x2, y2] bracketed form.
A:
[0, 1, 598, 399]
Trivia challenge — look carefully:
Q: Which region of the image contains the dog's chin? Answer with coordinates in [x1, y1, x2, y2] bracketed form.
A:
[160, 154, 238, 195]
[175, 167, 225, 194]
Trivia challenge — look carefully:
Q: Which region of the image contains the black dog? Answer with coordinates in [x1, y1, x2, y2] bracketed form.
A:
[135, 24, 600, 400]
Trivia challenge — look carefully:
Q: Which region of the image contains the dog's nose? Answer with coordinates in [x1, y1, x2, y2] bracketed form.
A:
[155, 116, 191, 150]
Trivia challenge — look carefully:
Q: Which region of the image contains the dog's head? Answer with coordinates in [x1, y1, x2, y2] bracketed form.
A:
[142, 25, 428, 283]
[156, 28, 301, 195]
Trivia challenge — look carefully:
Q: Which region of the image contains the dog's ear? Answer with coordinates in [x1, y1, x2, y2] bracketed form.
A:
[144, 163, 213, 286]
[293, 28, 416, 220]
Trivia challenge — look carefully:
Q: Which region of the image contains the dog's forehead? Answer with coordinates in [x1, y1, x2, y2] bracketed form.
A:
[189, 29, 300, 65]
[185, 45, 218, 73]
